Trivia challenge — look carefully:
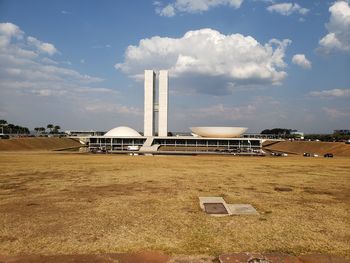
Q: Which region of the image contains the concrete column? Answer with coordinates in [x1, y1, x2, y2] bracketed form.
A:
[144, 70, 155, 136]
[158, 70, 168, 137]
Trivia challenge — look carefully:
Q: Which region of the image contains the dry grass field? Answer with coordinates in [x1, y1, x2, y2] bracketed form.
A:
[0, 138, 81, 151]
[0, 152, 349, 259]
[264, 141, 350, 157]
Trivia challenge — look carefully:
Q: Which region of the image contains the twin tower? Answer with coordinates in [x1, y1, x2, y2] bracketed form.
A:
[144, 70, 168, 137]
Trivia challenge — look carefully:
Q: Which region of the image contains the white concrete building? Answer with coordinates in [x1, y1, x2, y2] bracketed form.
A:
[144, 70, 168, 137]
[158, 70, 168, 137]
[144, 70, 156, 136]
[88, 69, 264, 155]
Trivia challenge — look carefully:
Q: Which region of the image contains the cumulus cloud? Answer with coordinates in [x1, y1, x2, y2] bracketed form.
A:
[0, 22, 139, 129]
[158, 4, 176, 17]
[0, 22, 117, 99]
[267, 2, 309, 16]
[0, 22, 24, 48]
[84, 103, 142, 116]
[319, 1, 350, 53]
[292, 54, 312, 69]
[116, 28, 291, 93]
[323, 107, 350, 118]
[156, 0, 244, 17]
[310, 88, 350, 98]
[27, 36, 58, 55]
[192, 103, 256, 120]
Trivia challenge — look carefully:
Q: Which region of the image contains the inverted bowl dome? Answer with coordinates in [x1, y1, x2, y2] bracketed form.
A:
[190, 127, 247, 138]
[104, 126, 141, 137]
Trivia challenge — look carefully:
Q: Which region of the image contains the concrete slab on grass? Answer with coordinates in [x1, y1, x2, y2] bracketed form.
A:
[204, 203, 229, 215]
[199, 197, 225, 209]
[199, 197, 259, 216]
[226, 204, 259, 215]
[199, 197, 232, 217]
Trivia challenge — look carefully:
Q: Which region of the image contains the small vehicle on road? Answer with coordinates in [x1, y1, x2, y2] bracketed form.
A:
[324, 153, 334, 158]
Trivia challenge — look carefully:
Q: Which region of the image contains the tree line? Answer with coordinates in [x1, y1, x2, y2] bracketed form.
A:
[0, 120, 30, 134]
[261, 127, 350, 141]
[34, 124, 61, 134]
[0, 120, 61, 135]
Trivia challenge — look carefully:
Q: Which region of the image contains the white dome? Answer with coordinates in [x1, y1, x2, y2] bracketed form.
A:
[190, 127, 247, 138]
[104, 126, 141, 137]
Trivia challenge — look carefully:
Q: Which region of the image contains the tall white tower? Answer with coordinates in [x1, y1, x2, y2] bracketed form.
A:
[143, 70, 168, 137]
[158, 70, 168, 137]
[144, 70, 156, 136]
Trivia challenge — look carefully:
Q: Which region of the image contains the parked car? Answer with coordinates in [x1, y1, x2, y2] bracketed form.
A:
[271, 152, 285, 156]
[127, 145, 139, 151]
[324, 153, 334, 158]
[303, 152, 311, 157]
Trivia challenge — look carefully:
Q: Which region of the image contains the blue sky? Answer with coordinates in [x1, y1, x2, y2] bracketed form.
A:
[0, 0, 349, 133]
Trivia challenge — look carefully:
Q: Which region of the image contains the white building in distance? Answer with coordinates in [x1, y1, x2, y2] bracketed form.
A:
[144, 70, 168, 137]
[87, 69, 262, 155]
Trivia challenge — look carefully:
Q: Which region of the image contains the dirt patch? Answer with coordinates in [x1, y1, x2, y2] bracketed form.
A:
[0, 251, 171, 263]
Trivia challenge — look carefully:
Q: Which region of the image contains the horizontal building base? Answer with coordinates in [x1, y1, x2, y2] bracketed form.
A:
[88, 136, 262, 155]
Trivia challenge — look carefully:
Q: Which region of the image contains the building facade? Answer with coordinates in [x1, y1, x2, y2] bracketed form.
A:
[143, 70, 168, 137]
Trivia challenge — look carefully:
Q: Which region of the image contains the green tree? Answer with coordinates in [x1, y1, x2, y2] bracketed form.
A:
[34, 127, 40, 134]
[40, 127, 46, 134]
[53, 125, 61, 134]
[7, 124, 15, 134]
[0, 120, 7, 134]
[47, 124, 54, 133]
[0, 120, 7, 133]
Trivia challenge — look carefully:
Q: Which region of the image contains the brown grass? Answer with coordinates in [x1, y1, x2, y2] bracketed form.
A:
[0, 152, 349, 258]
[264, 141, 350, 157]
[0, 137, 81, 151]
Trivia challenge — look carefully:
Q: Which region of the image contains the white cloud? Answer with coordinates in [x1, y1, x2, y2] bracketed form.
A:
[319, 1, 350, 53]
[84, 103, 142, 116]
[323, 107, 350, 118]
[292, 54, 312, 69]
[192, 103, 256, 120]
[0, 23, 137, 130]
[0, 22, 115, 100]
[116, 28, 291, 92]
[91, 44, 112, 49]
[41, 57, 58, 64]
[267, 2, 309, 16]
[156, 0, 244, 17]
[27, 36, 58, 55]
[61, 10, 71, 15]
[157, 4, 176, 17]
[0, 22, 24, 48]
[310, 88, 350, 98]
[0, 22, 23, 37]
